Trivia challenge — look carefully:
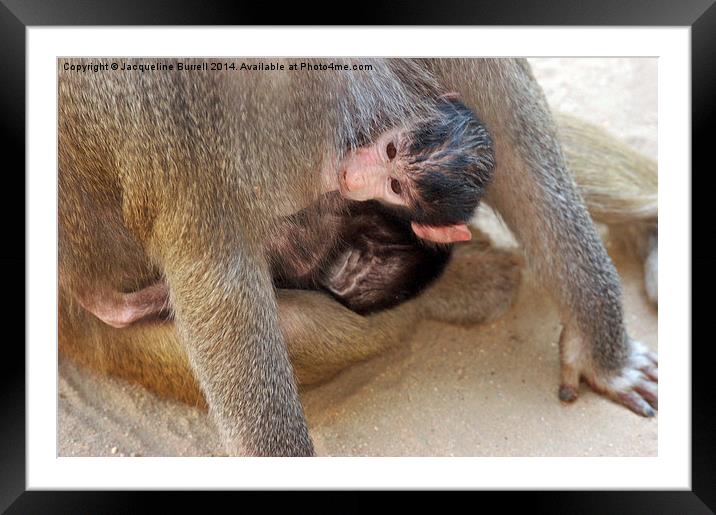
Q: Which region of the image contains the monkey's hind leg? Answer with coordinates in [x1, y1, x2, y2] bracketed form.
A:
[418, 229, 522, 326]
[283, 234, 522, 385]
[59, 229, 523, 398]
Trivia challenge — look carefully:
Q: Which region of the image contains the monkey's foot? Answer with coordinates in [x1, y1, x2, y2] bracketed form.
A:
[559, 340, 658, 417]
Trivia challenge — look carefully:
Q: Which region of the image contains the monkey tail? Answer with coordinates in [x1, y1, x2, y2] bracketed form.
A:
[556, 112, 657, 225]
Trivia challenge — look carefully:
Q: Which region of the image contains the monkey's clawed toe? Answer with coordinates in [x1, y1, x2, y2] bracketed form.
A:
[617, 389, 657, 417]
[590, 340, 659, 417]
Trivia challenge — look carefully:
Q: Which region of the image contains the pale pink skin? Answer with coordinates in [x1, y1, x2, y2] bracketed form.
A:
[82, 131, 472, 327]
[328, 130, 472, 244]
[77, 282, 170, 329]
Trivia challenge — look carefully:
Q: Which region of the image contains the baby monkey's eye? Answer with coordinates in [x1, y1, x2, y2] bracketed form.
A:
[390, 178, 402, 195]
[386, 141, 397, 161]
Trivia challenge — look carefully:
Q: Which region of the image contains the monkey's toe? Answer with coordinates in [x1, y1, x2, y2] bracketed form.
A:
[558, 384, 579, 403]
[618, 390, 656, 417]
[634, 379, 658, 409]
[641, 363, 658, 382]
[588, 340, 659, 417]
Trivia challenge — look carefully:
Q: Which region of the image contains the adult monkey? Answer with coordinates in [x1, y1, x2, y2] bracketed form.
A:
[59, 58, 657, 457]
[59, 113, 656, 401]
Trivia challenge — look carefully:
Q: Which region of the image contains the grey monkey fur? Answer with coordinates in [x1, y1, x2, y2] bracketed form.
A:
[59, 58, 657, 456]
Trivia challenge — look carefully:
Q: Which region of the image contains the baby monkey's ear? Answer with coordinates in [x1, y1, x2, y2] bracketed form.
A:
[411, 222, 472, 243]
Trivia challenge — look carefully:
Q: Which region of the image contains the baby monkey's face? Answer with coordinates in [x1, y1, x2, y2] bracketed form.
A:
[336, 127, 473, 244]
[338, 129, 413, 208]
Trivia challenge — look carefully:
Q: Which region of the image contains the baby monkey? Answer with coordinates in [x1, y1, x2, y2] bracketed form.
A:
[77, 97, 495, 325]
[331, 94, 494, 243]
[292, 96, 495, 313]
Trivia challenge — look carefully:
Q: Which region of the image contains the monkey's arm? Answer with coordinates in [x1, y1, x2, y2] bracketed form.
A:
[153, 209, 313, 456]
[557, 112, 658, 304]
[431, 59, 657, 416]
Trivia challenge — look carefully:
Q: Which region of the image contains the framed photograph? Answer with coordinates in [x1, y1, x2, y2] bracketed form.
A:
[6, 0, 709, 511]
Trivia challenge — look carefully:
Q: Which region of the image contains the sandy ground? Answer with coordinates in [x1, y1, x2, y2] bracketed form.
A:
[58, 58, 658, 457]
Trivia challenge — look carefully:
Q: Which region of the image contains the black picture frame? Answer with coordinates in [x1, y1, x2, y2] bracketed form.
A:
[3, 0, 710, 512]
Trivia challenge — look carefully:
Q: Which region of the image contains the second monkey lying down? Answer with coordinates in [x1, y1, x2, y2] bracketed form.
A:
[78, 96, 495, 325]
